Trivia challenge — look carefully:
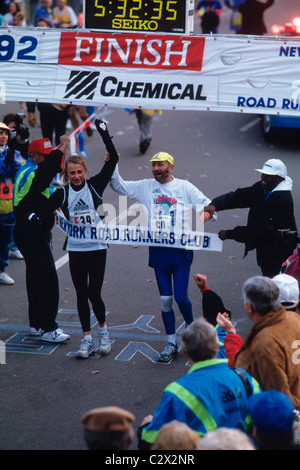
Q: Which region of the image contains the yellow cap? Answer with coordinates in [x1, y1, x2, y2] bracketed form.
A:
[149, 152, 174, 165]
[0, 122, 10, 131]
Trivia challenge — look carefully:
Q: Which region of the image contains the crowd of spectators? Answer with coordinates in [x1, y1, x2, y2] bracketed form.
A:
[0, 0, 82, 28]
[0, 0, 275, 34]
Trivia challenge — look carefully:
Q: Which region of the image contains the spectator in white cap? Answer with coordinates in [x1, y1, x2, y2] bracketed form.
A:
[272, 273, 300, 313]
[203, 158, 297, 277]
[255, 158, 287, 179]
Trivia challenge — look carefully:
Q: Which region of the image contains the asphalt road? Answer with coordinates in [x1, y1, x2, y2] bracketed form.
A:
[1, 0, 300, 451]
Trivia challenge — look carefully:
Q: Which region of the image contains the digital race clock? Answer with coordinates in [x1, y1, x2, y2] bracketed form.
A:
[84, 0, 194, 35]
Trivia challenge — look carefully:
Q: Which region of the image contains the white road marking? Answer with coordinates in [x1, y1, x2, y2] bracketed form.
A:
[239, 117, 261, 132]
[55, 253, 69, 270]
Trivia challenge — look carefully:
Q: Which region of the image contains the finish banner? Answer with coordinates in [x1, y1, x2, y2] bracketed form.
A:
[0, 27, 300, 116]
[55, 212, 223, 251]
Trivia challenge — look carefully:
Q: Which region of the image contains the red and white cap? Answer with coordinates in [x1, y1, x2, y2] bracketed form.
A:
[28, 138, 53, 155]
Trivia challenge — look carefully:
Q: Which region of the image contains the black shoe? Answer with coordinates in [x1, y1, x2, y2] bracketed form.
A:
[139, 138, 151, 154]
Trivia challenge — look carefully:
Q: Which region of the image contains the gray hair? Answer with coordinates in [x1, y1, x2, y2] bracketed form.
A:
[181, 318, 219, 362]
[197, 427, 255, 450]
[242, 276, 281, 316]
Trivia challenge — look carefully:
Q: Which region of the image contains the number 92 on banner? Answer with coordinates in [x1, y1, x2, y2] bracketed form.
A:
[0, 34, 38, 62]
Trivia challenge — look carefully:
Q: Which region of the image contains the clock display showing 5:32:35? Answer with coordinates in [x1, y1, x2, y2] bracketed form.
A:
[84, 0, 187, 34]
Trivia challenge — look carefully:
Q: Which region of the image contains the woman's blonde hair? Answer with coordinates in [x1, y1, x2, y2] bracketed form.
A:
[61, 154, 88, 184]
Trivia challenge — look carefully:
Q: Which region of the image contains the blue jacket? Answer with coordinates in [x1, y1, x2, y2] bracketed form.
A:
[216, 325, 227, 359]
[224, 0, 246, 31]
[0, 146, 23, 220]
[141, 359, 260, 444]
[196, 0, 222, 13]
[34, 6, 54, 27]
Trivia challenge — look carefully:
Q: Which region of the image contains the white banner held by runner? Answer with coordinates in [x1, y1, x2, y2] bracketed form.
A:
[0, 27, 300, 116]
[55, 212, 222, 251]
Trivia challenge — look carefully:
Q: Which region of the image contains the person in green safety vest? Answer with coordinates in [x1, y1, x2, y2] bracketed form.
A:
[137, 318, 260, 449]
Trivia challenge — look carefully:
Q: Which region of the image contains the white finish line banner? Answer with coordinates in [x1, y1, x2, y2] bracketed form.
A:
[0, 27, 300, 116]
[55, 213, 223, 251]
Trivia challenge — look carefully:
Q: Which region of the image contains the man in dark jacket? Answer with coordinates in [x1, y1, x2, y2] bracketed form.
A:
[238, 0, 274, 35]
[193, 273, 231, 326]
[13, 135, 70, 342]
[203, 159, 297, 277]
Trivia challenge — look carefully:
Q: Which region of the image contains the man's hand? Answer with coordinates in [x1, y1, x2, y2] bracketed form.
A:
[58, 135, 70, 153]
[200, 204, 216, 223]
[218, 230, 227, 240]
[27, 112, 36, 127]
[104, 151, 119, 162]
[140, 414, 153, 426]
[193, 273, 208, 291]
[216, 312, 236, 334]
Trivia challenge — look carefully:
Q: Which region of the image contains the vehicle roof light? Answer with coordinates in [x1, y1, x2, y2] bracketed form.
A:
[271, 24, 281, 34]
[284, 23, 294, 33]
[292, 17, 300, 27]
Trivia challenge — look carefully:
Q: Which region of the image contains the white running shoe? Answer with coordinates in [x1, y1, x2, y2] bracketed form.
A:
[30, 327, 42, 336]
[0, 271, 15, 285]
[41, 328, 70, 343]
[158, 342, 178, 363]
[76, 337, 95, 359]
[9, 249, 24, 260]
[98, 329, 111, 354]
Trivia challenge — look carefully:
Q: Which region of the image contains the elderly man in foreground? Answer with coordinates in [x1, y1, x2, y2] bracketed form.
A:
[235, 275, 300, 410]
[138, 318, 260, 449]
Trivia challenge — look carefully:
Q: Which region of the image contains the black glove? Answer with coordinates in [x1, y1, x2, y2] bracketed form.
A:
[95, 119, 119, 162]
[4, 148, 15, 167]
[28, 213, 42, 227]
[95, 119, 109, 138]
